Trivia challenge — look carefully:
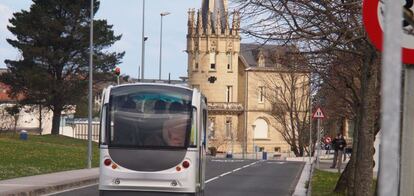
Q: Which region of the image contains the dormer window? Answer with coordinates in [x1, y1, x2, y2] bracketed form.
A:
[257, 50, 265, 67]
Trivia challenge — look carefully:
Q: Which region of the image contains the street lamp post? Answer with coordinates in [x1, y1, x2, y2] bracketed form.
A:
[87, 0, 93, 169]
[159, 12, 170, 80]
[252, 124, 256, 160]
[140, 0, 145, 80]
[230, 123, 234, 158]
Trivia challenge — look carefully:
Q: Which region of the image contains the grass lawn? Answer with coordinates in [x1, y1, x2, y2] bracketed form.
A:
[311, 169, 345, 196]
[0, 134, 99, 180]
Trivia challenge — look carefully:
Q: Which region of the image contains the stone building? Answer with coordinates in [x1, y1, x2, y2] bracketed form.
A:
[187, 0, 310, 155]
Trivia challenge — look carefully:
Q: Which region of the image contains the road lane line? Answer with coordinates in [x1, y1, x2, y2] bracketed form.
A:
[205, 176, 219, 183]
[220, 171, 231, 177]
[205, 160, 261, 184]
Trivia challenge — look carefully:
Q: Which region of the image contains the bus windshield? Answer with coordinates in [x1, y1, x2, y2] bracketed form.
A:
[108, 85, 193, 148]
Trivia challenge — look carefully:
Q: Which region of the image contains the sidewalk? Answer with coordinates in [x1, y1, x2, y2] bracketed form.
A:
[316, 151, 349, 173]
[291, 154, 349, 196]
[0, 168, 99, 196]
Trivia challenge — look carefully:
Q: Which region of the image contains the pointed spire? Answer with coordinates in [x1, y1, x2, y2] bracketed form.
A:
[215, 9, 221, 35]
[231, 11, 240, 36]
[224, 10, 229, 35]
[206, 10, 212, 35]
[236, 11, 240, 36]
[196, 9, 203, 35]
[188, 9, 195, 36]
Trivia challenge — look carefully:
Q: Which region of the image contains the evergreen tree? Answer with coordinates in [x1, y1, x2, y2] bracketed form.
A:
[1, 0, 124, 135]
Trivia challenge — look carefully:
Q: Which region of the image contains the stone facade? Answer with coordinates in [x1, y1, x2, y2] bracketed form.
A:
[187, 0, 310, 155]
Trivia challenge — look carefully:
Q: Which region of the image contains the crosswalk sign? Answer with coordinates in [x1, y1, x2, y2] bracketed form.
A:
[312, 107, 325, 119]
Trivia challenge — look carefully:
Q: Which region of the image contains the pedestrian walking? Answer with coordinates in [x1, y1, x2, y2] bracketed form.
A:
[330, 134, 339, 169]
[335, 133, 347, 173]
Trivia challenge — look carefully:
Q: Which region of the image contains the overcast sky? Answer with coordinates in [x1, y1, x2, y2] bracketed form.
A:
[0, 0, 206, 80]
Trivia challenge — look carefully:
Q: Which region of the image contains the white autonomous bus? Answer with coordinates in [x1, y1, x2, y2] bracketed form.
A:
[98, 83, 207, 196]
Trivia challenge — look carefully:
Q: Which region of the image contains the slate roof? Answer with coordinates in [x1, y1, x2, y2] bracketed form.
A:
[239, 43, 300, 68]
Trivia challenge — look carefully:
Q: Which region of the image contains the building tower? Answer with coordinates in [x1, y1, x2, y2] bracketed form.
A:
[187, 0, 243, 152]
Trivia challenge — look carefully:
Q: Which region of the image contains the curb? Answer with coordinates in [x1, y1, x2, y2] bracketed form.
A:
[1, 176, 98, 196]
[306, 162, 315, 196]
[0, 178, 99, 196]
[291, 158, 315, 196]
[290, 162, 306, 196]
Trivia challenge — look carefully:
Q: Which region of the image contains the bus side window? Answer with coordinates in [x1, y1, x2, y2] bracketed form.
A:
[202, 109, 207, 148]
[99, 104, 108, 145]
[190, 107, 198, 147]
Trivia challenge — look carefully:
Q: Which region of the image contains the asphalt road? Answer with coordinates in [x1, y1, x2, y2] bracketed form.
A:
[51, 158, 304, 196]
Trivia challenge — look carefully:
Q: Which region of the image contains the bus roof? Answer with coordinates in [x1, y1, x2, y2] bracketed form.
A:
[107, 82, 193, 92]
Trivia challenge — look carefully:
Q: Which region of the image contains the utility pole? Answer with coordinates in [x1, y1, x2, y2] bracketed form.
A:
[399, 6, 414, 196]
[159, 12, 170, 80]
[140, 0, 145, 80]
[87, 0, 93, 169]
[377, 0, 403, 195]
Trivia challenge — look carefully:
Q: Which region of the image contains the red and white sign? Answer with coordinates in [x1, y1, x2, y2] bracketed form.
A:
[323, 136, 332, 144]
[363, 0, 414, 64]
[312, 107, 325, 119]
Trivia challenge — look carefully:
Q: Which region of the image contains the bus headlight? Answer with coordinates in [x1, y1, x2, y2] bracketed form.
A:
[171, 180, 178, 187]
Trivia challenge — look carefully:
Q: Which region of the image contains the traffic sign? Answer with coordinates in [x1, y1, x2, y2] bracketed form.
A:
[312, 107, 325, 119]
[114, 67, 120, 76]
[363, 0, 414, 64]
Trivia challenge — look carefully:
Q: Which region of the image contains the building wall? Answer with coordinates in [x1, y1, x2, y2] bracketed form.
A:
[187, 2, 310, 157]
[188, 36, 241, 103]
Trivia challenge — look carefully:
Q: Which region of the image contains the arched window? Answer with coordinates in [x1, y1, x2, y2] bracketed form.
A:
[253, 118, 268, 139]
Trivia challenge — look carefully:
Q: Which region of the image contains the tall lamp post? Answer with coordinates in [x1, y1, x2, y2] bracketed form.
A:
[140, 0, 145, 80]
[252, 124, 256, 160]
[87, 0, 93, 169]
[159, 12, 170, 80]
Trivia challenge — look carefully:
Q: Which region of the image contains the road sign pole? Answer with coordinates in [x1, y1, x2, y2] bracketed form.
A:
[316, 118, 320, 169]
[400, 66, 414, 195]
[378, 0, 403, 195]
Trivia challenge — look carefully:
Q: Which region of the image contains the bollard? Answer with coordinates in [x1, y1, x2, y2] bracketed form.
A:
[19, 130, 28, 140]
[262, 151, 267, 160]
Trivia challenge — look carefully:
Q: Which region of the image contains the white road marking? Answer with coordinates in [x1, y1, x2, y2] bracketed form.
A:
[205, 160, 261, 184]
[211, 159, 245, 163]
[232, 168, 241, 172]
[42, 183, 98, 196]
[205, 176, 219, 183]
[266, 161, 286, 164]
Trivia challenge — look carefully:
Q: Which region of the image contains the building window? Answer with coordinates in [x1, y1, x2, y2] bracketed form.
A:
[226, 86, 233, 103]
[258, 51, 265, 67]
[253, 118, 268, 139]
[210, 52, 216, 70]
[259, 147, 265, 152]
[274, 147, 281, 152]
[194, 52, 199, 71]
[227, 52, 232, 71]
[225, 117, 232, 139]
[259, 86, 265, 103]
[208, 117, 216, 138]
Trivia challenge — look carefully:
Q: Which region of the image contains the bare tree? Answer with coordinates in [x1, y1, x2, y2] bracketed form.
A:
[234, 0, 380, 195]
[258, 55, 311, 157]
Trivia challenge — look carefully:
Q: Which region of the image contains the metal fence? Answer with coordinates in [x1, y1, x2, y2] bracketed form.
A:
[72, 121, 100, 141]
